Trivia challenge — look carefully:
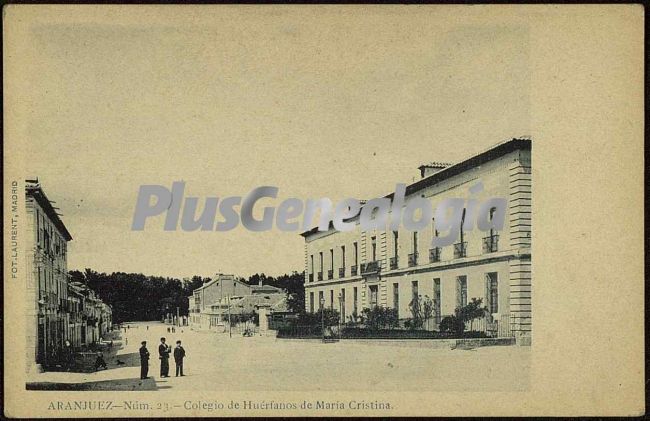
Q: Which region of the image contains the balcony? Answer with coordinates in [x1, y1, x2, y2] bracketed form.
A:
[327, 269, 333, 280]
[429, 247, 441, 263]
[317, 272, 323, 282]
[339, 267, 345, 278]
[350, 265, 358, 276]
[361, 261, 381, 275]
[408, 252, 418, 267]
[483, 235, 499, 253]
[389, 256, 398, 270]
[454, 242, 468, 259]
[308, 273, 314, 282]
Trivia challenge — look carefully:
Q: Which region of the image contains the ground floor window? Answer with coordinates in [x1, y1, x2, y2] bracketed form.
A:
[309, 292, 314, 313]
[433, 278, 441, 324]
[369, 285, 378, 308]
[393, 283, 399, 318]
[456, 276, 468, 308]
[486, 272, 498, 314]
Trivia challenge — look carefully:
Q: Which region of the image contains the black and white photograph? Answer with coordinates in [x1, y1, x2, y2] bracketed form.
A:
[3, 5, 644, 417]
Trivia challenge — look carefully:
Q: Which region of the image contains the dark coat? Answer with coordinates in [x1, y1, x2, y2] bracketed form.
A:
[173, 346, 186, 362]
[158, 343, 170, 359]
[139, 346, 150, 361]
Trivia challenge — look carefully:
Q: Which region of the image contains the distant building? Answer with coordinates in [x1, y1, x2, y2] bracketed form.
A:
[189, 274, 252, 329]
[301, 139, 532, 345]
[188, 274, 289, 331]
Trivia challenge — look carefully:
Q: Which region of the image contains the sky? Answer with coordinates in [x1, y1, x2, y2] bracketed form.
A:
[18, 7, 530, 279]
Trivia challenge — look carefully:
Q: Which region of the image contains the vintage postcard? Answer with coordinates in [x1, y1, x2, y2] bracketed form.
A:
[3, 4, 645, 417]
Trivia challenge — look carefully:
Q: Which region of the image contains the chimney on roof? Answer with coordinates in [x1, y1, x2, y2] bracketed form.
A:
[418, 162, 451, 179]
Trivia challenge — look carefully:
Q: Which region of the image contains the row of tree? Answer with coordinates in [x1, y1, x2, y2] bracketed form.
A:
[69, 269, 305, 324]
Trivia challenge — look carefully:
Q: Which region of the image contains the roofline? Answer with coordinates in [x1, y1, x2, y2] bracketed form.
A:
[300, 137, 531, 238]
[26, 182, 73, 241]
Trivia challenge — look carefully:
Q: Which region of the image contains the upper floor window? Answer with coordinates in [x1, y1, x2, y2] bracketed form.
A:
[393, 231, 399, 258]
[371, 236, 377, 261]
[412, 231, 418, 254]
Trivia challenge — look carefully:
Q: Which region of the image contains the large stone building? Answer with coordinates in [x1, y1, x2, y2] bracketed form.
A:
[301, 138, 531, 345]
[25, 180, 112, 373]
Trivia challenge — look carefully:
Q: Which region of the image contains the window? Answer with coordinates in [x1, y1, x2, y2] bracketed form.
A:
[393, 283, 399, 317]
[456, 276, 468, 308]
[433, 279, 441, 324]
[330, 290, 334, 308]
[340, 289, 346, 321]
[353, 287, 358, 315]
[310, 255, 314, 274]
[319, 252, 323, 273]
[330, 249, 334, 272]
[369, 285, 378, 308]
[310, 292, 314, 313]
[341, 245, 346, 270]
[460, 208, 466, 244]
[318, 291, 324, 311]
[486, 272, 499, 313]
[413, 231, 418, 254]
[432, 217, 439, 238]
[371, 236, 377, 261]
[393, 231, 399, 258]
[489, 207, 496, 238]
[412, 280, 419, 301]
[353, 242, 358, 266]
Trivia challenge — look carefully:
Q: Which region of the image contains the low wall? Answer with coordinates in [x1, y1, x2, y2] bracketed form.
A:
[276, 337, 516, 349]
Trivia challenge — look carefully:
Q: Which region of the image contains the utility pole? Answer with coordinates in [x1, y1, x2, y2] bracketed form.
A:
[228, 295, 232, 338]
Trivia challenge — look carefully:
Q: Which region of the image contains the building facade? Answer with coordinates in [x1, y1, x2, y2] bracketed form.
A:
[189, 274, 252, 329]
[301, 139, 531, 345]
[188, 275, 289, 331]
[25, 180, 73, 372]
[25, 180, 113, 373]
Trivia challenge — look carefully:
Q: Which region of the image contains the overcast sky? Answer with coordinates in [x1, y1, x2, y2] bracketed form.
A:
[20, 7, 530, 279]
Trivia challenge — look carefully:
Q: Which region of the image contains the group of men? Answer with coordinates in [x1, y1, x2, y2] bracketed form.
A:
[139, 337, 186, 380]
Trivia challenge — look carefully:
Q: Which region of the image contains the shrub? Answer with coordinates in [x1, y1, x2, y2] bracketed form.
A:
[439, 315, 465, 336]
[361, 307, 399, 331]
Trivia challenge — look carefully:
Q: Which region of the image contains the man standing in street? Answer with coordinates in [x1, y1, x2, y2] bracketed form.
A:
[158, 337, 171, 377]
[139, 341, 150, 379]
[173, 340, 186, 377]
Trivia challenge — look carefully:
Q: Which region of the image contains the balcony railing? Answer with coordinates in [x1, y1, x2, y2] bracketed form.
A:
[454, 242, 468, 259]
[408, 252, 418, 267]
[350, 265, 358, 276]
[389, 256, 398, 270]
[327, 269, 333, 280]
[339, 267, 345, 278]
[483, 235, 499, 253]
[361, 261, 381, 275]
[317, 272, 323, 281]
[429, 247, 441, 263]
[308, 273, 314, 282]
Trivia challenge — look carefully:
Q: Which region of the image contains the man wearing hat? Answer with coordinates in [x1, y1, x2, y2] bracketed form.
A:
[158, 337, 171, 377]
[173, 340, 186, 377]
[139, 341, 150, 379]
